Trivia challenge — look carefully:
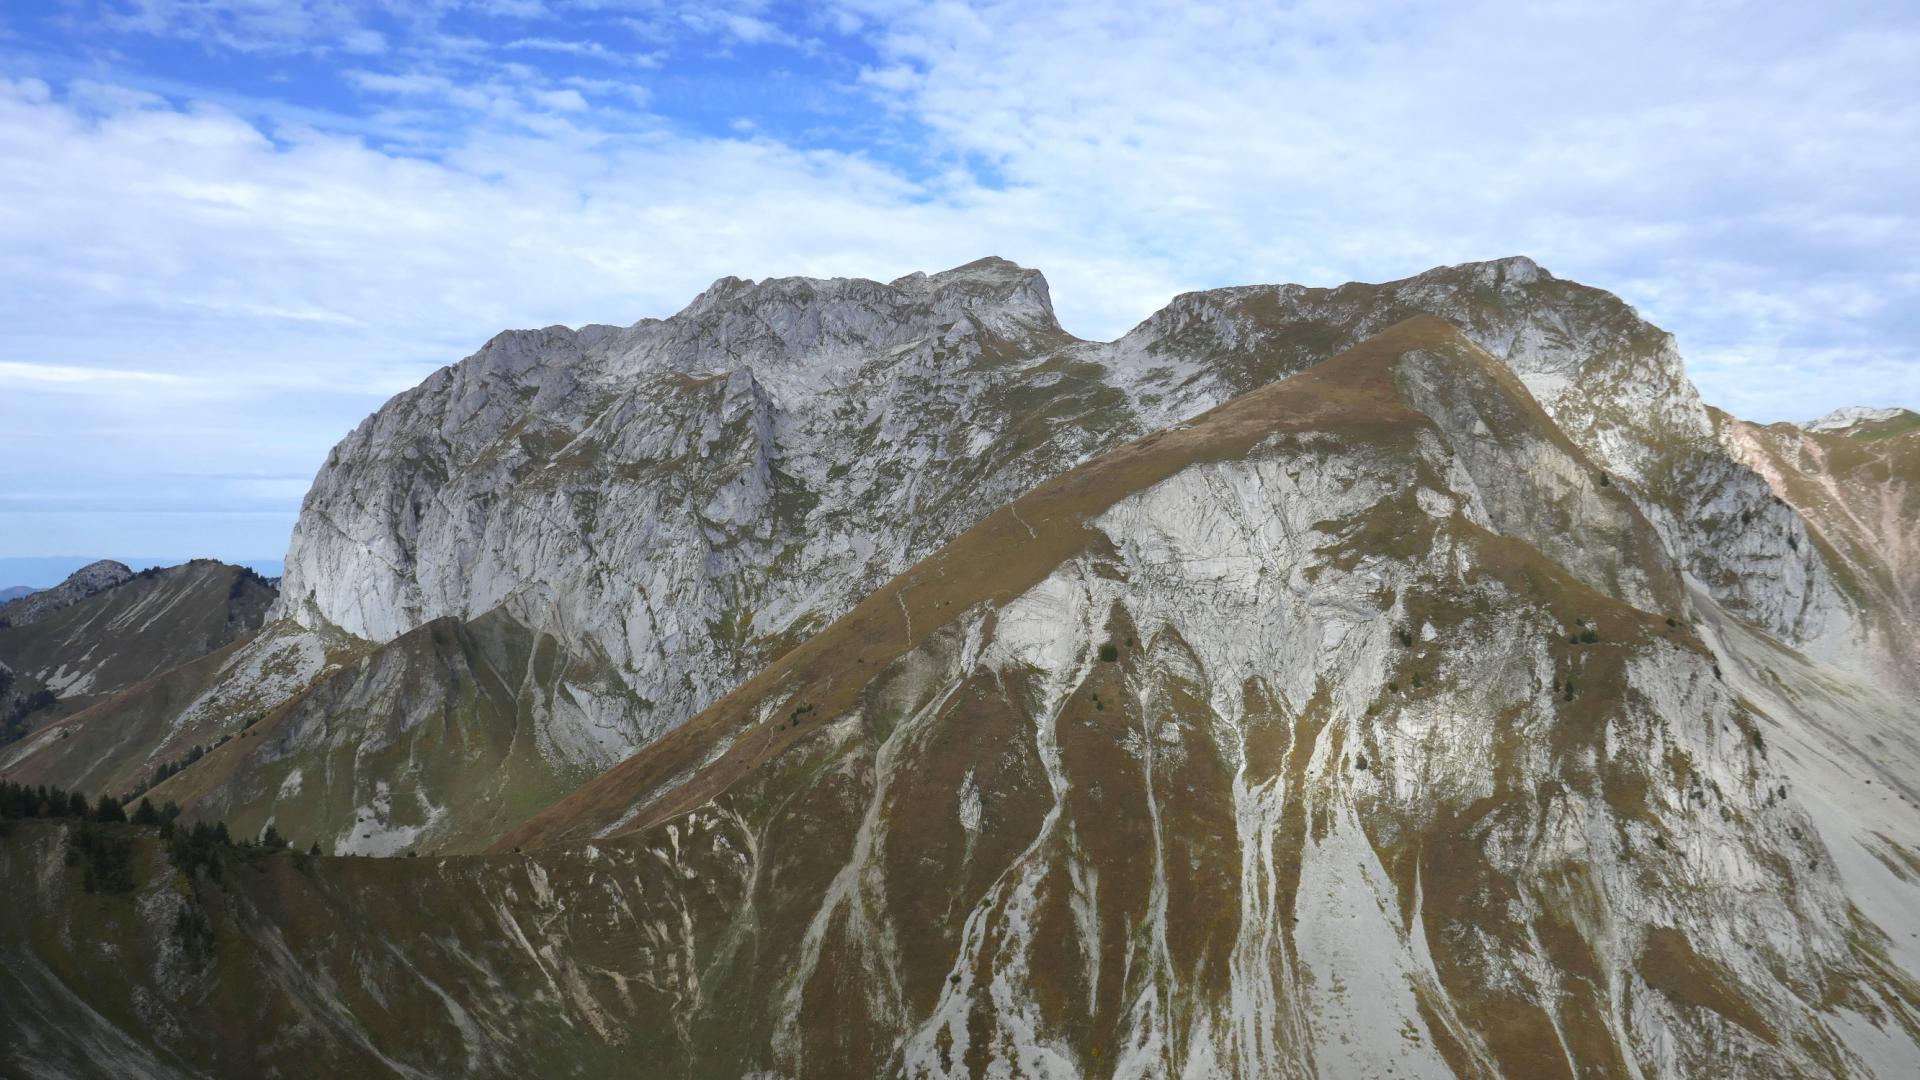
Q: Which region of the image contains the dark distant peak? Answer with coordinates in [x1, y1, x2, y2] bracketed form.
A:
[65, 559, 133, 587]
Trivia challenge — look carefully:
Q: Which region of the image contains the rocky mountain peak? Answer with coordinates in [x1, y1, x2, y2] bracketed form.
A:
[1803, 404, 1913, 432]
[486, 316, 1917, 1078]
[1461, 253, 1547, 286]
[891, 255, 1059, 330]
[652, 257, 1062, 375]
[0, 559, 132, 628]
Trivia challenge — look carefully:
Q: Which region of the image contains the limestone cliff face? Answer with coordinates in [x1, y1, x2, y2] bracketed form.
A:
[1099, 256, 1854, 670]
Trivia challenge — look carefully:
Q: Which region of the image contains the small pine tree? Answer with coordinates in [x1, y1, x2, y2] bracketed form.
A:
[308, 841, 322, 857]
[132, 798, 160, 826]
[94, 795, 126, 824]
[1098, 641, 1119, 663]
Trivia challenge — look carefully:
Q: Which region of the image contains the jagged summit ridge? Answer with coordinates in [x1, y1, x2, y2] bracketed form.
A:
[1804, 405, 1913, 432]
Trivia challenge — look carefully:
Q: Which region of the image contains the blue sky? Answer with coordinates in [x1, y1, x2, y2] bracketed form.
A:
[1, 0, 1916, 576]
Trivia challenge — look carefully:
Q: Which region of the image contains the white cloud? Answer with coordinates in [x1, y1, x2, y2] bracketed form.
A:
[530, 87, 588, 111]
[831, 0, 1919, 415]
[506, 36, 656, 67]
[341, 27, 387, 54]
[0, 361, 196, 388]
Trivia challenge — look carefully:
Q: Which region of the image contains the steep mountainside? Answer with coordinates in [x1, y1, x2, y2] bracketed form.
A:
[1716, 408, 1920, 690]
[4, 257, 1902, 862]
[0, 561, 277, 784]
[4, 321, 1914, 1078]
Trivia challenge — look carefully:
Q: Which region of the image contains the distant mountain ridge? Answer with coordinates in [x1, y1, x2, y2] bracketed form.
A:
[1804, 405, 1915, 433]
[0, 559, 276, 770]
[0, 556, 284, 592]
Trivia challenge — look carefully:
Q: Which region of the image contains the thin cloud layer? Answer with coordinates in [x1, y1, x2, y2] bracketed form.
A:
[0, 0, 1915, 561]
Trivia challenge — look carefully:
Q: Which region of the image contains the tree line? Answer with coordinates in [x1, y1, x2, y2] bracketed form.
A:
[2, 779, 314, 895]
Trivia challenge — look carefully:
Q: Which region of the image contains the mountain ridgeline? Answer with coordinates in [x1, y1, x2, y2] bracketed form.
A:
[0, 259, 1916, 1078]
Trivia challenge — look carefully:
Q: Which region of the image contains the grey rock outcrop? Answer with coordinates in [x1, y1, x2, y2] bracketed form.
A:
[0, 560, 132, 627]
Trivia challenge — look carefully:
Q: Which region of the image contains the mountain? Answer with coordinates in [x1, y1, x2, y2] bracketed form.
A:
[1803, 406, 1915, 433]
[1716, 407, 1920, 693]
[3, 255, 1888, 865]
[0, 559, 133, 627]
[0, 258, 1906, 862]
[0, 561, 277, 786]
[2, 560, 137, 744]
[4, 317, 1915, 1078]
[0, 586, 34, 604]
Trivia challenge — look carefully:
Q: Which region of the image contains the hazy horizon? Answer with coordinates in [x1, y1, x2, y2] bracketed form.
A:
[0, 555, 285, 590]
